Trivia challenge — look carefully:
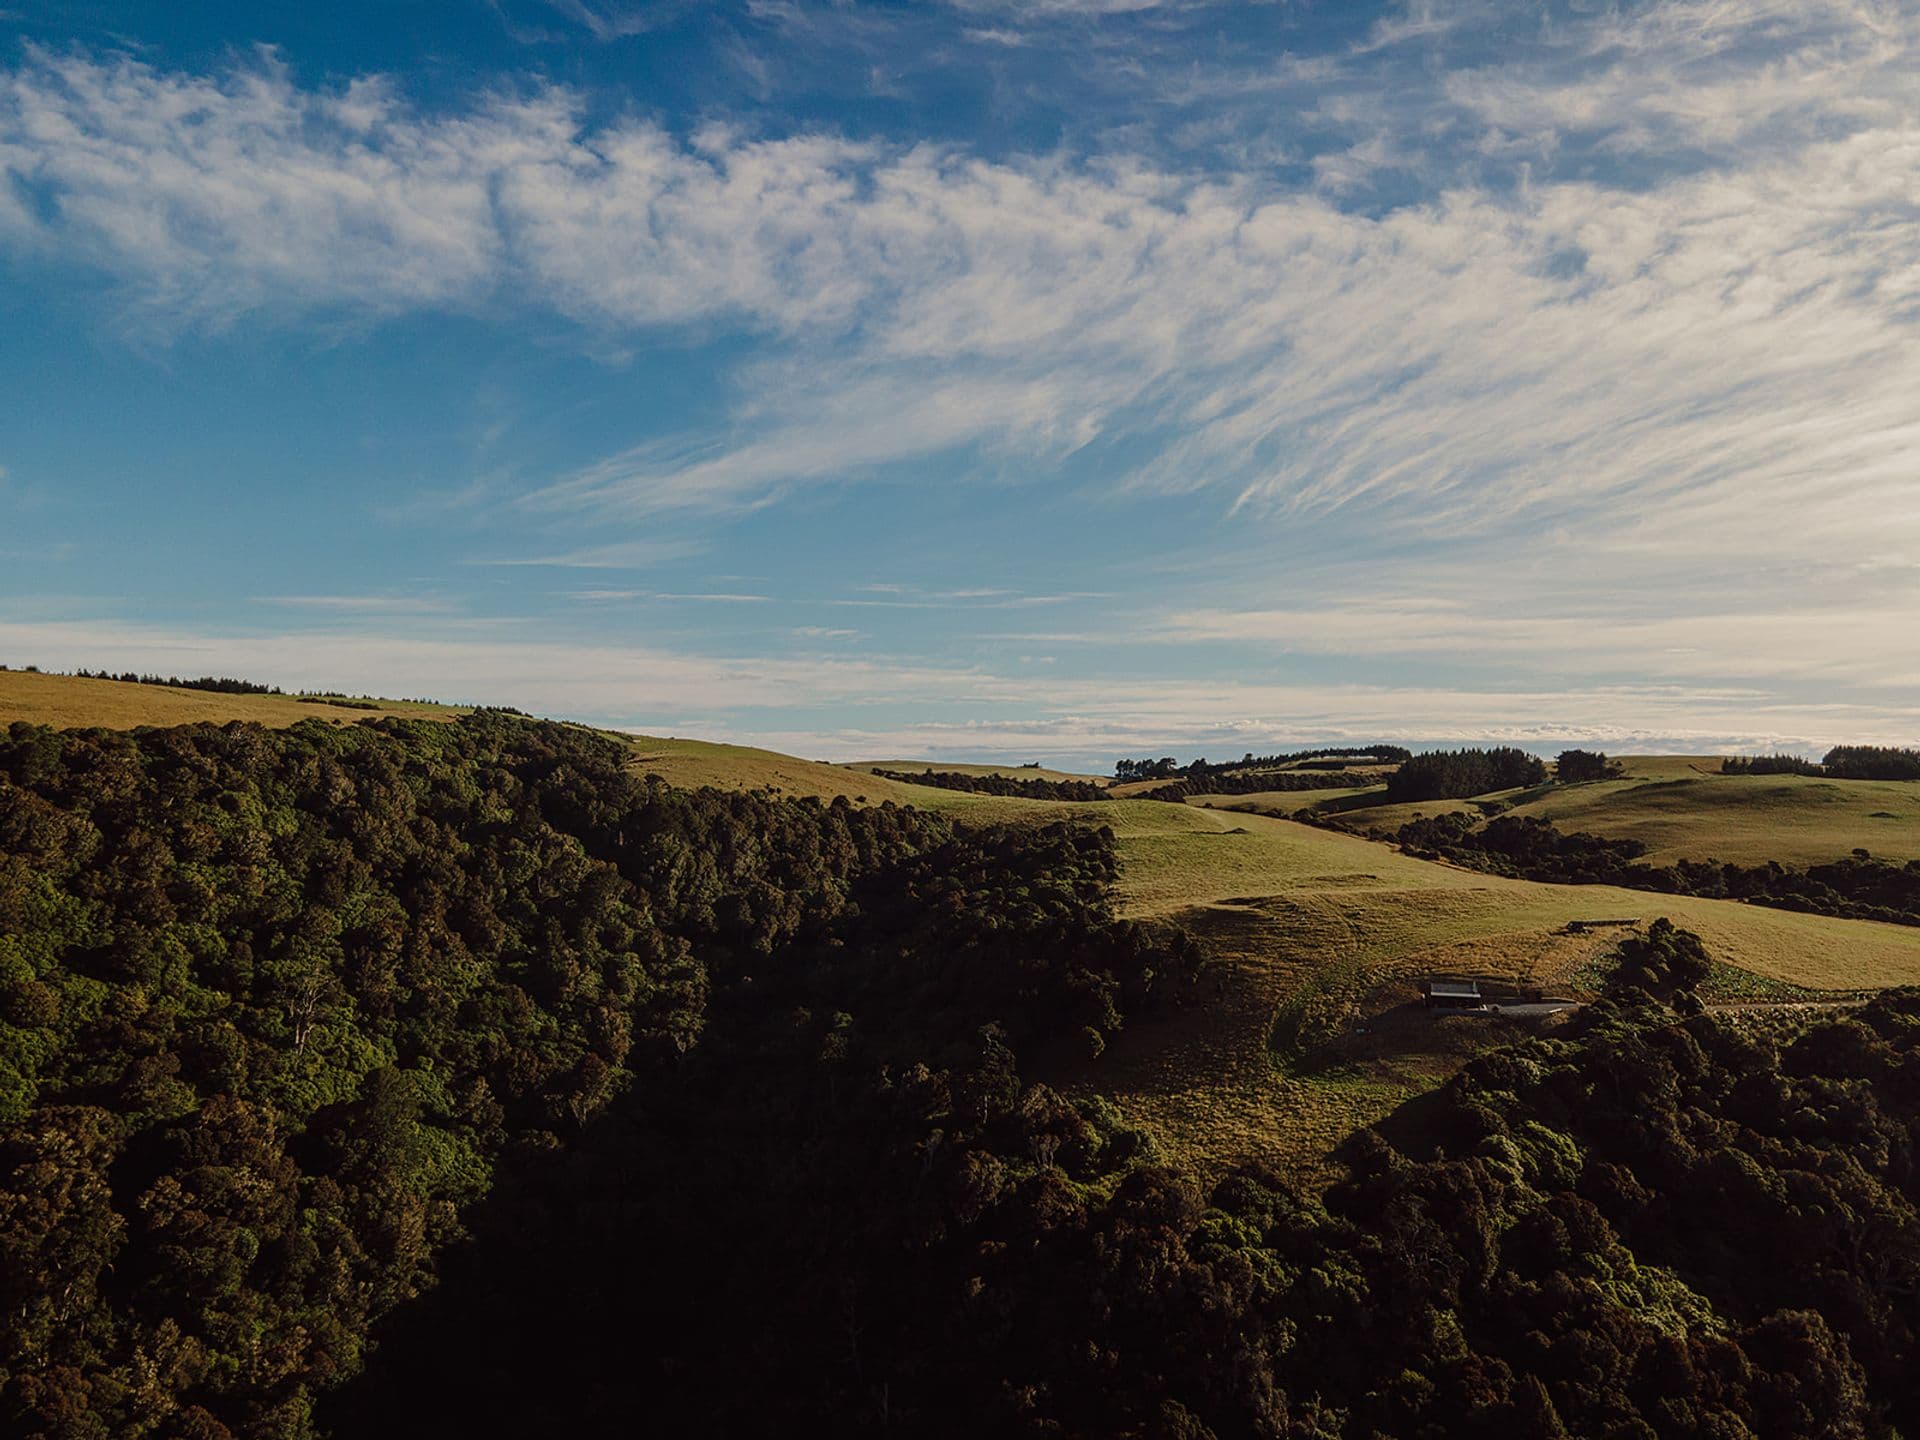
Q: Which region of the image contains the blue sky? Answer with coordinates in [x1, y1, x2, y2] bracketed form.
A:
[2, 0, 1917, 767]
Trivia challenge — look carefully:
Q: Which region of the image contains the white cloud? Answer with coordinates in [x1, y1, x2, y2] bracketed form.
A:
[1160, 596, 1920, 691]
[5, 613, 1907, 761]
[9, 21, 1918, 548]
[260, 594, 456, 614]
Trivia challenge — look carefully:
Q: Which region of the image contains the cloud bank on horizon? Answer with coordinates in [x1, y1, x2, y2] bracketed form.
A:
[0, 0, 1916, 764]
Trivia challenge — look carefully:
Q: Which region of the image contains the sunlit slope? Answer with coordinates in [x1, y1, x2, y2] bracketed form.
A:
[1112, 803, 1920, 989]
[0, 669, 463, 729]
[1192, 754, 1920, 867]
[1512, 772, 1920, 866]
[631, 740, 1145, 819]
[1088, 801, 1920, 1181]
[626, 736, 1095, 819]
[624, 736, 936, 803]
[621, 738, 1920, 990]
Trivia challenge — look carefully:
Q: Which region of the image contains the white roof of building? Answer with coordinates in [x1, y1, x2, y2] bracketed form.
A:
[1427, 979, 1481, 997]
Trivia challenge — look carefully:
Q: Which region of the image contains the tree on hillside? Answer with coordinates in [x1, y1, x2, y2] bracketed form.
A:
[1555, 749, 1622, 783]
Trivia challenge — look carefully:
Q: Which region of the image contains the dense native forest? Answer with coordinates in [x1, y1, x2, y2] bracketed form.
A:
[867, 768, 1112, 801]
[0, 714, 1193, 1437]
[5, 713, 1920, 1437]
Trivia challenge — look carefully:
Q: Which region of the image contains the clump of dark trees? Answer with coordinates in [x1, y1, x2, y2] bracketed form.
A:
[1826, 746, 1920, 780]
[1723, 754, 1826, 776]
[1399, 811, 1920, 926]
[868, 768, 1110, 802]
[1554, 747, 1625, 783]
[9, 713, 1920, 1439]
[1721, 747, 1920, 780]
[1384, 745, 1549, 802]
[1114, 744, 1410, 782]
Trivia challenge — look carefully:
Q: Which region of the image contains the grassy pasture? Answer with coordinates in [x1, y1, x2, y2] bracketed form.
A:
[1188, 785, 1395, 816]
[1510, 772, 1920, 866]
[1069, 801, 1920, 1180]
[843, 759, 1111, 785]
[0, 669, 462, 729]
[625, 736, 938, 805]
[1108, 804, 1920, 988]
[1197, 754, 1920, 868]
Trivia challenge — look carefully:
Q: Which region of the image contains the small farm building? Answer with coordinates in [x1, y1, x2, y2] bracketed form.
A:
[1422, 978, 1484, 1010]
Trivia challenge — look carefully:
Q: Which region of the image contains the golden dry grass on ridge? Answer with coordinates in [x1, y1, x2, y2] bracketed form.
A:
[0, 668, 462, 729]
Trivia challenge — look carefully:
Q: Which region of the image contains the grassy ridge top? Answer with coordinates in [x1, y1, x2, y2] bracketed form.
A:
[622, 735, 940, 806]
[0, 668, 463, 729]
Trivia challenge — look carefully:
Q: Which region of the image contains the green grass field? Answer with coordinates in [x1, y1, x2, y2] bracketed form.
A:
[1189, 753, 1920, 867]
[1511, 771, 1920, 865]
[1063, 799, 1920, 1181]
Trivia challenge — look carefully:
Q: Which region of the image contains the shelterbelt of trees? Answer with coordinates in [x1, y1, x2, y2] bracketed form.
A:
[1384, 746, 1550, 802]
[65, 670, 283, 696]
[1724, 747, 1920, 780]
[8, 712, 1920, 1437]
[1400, 812, 1920, 926]
[866, 768, 1111, 802]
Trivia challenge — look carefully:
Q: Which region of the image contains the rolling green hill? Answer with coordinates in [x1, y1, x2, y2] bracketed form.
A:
[1194, 751, 1920, 867]
[1073, 798, 1920, 1177]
